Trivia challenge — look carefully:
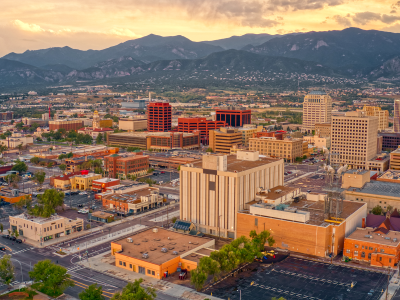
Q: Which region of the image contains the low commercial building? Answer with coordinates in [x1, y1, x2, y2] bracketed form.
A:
[303, 135, 331, 150]
[104, 153, 149, 179]
[107, 132, 201, 151]
[77, 127, 113, 139]
[366, 153, 390, 172]
[92, 178, 120, 193]
[0, 189, 31, 204]
[238, 125, 263, 146]
[10, 214, 84, 242]
[0, 133, 34, 149]
[102, 187, 163, 214]
[50, 172, 80, 190]
[344, 215, 400, 268]
[65, 156, 95, 173]
[49, 120, 84, 131]
[70, 172, 102, 190]
[119, 118, 147, 132]
[111, 227, 215, 279]
[249, 137, 303, 163]
[88, 211, 115, 223]
[237, 199, 366, 258]
[177, 117, 227, 145]
[209, 127, 242, 154]
[390, 147, 400, 170]
[149, 156, 200, 169]
[379, 131, 400, 152]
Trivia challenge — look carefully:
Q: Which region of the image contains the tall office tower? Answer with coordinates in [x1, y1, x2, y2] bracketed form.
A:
[147, 102, 171, 132]
[359, 106, 388, 132]
[331, 111, 378, 169]
[394, 100, 400, 132]
[92, 110, 100, 129]
[302, 91, 332, 133]
[180, 151, 284, 238]
[215, 108, 251, 127]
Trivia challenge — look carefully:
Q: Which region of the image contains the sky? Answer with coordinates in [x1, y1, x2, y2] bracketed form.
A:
[1, 0, 400, 56]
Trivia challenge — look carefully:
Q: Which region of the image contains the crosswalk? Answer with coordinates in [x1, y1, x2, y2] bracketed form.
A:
[11, 247, 35, 255]
[67, 265, 84, 273]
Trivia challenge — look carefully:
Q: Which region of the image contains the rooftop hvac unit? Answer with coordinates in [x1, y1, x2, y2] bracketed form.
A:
[394, 238, 398, 242]
[153, 228, 158, 233]
[142, 253, 149, 259]
[127, 238, 133, 243]
[173, 251, 178, 255]
[11, 189, 19, 197]
[161, 248, 168, 253]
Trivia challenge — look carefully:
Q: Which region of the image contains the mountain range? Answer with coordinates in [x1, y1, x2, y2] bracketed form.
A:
[3, 28, 400, 89]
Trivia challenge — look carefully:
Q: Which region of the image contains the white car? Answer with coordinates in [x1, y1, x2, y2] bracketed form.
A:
[79, 192, 87, 195]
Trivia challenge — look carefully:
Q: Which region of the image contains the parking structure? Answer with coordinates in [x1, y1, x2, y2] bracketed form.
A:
[209, 257, 389, 300]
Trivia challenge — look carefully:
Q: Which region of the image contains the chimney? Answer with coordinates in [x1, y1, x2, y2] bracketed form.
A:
[362, 217, 366, 228]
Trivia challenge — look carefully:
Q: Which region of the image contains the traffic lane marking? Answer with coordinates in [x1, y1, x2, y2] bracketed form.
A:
[72, 280, 113, 298]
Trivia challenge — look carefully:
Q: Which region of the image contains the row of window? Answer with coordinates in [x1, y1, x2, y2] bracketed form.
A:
[118, 260, 156, 275]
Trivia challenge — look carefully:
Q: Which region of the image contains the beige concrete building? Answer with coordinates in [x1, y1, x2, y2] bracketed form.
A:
[315, 123, 331, 137]
[303, 135, 331, 150]
[331, 111, 379, 169]
[70, 173, 102, 190]
[209, 127, 242, 154]
[358, 106, 389, 132]
[248, 137, 303, 163]
[394, 99, 400, 133]
[302, 91, 332, 133]
[0, 133, 34, 149]
[390, 147, 400, 170]
[119, 118, 147, 132]
[10, 214, 84, 243]
[237, 125, 263, 146]
[180, 151, 284, 238]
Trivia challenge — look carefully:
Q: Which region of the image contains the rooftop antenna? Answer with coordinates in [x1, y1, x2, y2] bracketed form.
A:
[323, 151, 343, 221]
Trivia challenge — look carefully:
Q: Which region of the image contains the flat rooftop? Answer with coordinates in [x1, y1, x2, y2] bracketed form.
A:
[255, 186, 299, 201]
[240, 199, 365, 226]
[12, 213, 63, 224]
[192, 155, 281, 173]
[110, 132, 197, 138]
[103, 187, 158, 203]
[112, 227, 213, 265]
[377, 170, 400, 181]
[93, 178, 119, 183]
[347, 227, 400, 246]
[346, 181, 400, 197]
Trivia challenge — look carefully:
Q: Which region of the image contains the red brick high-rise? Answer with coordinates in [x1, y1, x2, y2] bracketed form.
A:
[177, 117, 227, 144]
[215, 109, 251, 127]
[147, 102, 171, 132]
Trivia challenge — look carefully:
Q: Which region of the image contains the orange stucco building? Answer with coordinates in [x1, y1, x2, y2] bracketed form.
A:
[344, 216, 400, 268]
[111, 227, 215, 279]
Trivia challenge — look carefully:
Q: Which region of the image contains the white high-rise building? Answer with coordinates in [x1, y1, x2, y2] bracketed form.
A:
[302, 91, 332, 133]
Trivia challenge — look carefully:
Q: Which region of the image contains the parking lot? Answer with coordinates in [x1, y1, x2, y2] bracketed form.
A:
[144, 171, 179, 184]
[209, 257, 388, 300]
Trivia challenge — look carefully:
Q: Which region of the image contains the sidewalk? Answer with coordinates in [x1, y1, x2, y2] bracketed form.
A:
[79, 252, 222, 300]
[23, 204, 179, 248]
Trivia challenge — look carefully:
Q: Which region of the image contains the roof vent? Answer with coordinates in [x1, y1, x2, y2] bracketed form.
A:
[172, 251, 178, 255]
[161, 248, 168, 253]
[153, 228, 158, 233]
[142, 253, 149, 259]
[127, 238, 133, 243]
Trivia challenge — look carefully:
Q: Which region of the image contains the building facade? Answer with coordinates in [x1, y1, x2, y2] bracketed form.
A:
[394, 99, 400, 133]
[302, 91, 332, 133]
[209, 127, 242, 154]
[49, 120, 84, 131]
[249, 137, 303, 163]
[119, 118, 147, 132]
[104, 153, 149, 179]
[177, 117, 227, 145]
[180, 151, 284, 238]
[215, 109, 251, 127]
[359, 106, 389, 132]
[331, 111, 379, 169]
[147, 102, 171, 132]
[315, 123, 331, 137]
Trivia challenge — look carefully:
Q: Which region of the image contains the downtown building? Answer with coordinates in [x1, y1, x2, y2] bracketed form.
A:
[302, 91, 332, 133]
[147, 102, 171, 132]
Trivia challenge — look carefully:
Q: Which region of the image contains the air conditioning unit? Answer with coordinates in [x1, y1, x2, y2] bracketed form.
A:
[127, 238, 133, 243]
[153, 228, 158, 233]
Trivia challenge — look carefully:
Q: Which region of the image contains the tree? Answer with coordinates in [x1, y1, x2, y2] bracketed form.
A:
[30, 189, 64, 218]
[0, 145, 8, 155]
[206, 148, 213, 153]
[67, 152, 74, 158]
[111, 279, 156, 300]
[47, 162, 54, 168]
[59, 164, 67, 172]
[372, 205, 383, 216]
[127, 147, 141, 152]
[33, 171, 46, 189]
[11, 160, 28, 173]
[96, 133, 103, 144]
[190, 269, 207, 291]
[387, 205, 394, 214]
[58, 154, 67, 160]
[15, 122, 24, 131]
[14, 230, 19, 239]
[0, 255, 14, 286]
[30, 157, 40, 164]
[5, 174, 20, 189]
[171, 217, 177, 223]
[29, 259, 74, 295]
[198, 256, 220, 282]
[79, 284, 105, 300]
[0, 223, 3, 233]
[17, 143, 24, 152]
[14, 195, 32, 210]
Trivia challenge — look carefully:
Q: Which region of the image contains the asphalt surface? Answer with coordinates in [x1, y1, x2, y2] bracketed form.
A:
[209, 256, 389, 300]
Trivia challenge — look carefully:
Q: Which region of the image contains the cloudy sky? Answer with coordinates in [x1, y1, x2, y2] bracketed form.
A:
[1, 0, 400, 56]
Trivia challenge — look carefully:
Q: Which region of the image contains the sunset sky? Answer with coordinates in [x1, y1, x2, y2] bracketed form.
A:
[1, 0, 400, 56]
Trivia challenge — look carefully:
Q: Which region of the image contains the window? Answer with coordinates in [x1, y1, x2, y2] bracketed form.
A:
[354, 251, 358, 256]
[138, 266, 145, 274]
[380, 257, 382, 261]
[255, 218, 258, 226]
[44, 228, 46, 232]
[354, 244, 359, 248]
[129, 264, 132, 269]
[147, 270, 151, 274]
[380, 249, 385, 253]
[390, 259, 392, 263]
[368, 253, 371, 259]
[362, 246, 364, 249]
[369, 247, 373, 250]
[361, 252, 365, 258]
[123, 262, 126, 266]
[119, 261, 122, 265]
[152, 271, 155, 275]
[346, 249, 350, 254]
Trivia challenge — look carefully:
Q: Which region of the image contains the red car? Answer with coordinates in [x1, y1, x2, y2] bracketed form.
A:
[161, 171, 165, 174]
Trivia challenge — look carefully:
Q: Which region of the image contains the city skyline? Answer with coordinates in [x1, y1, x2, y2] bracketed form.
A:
[1, 0, 400, 56]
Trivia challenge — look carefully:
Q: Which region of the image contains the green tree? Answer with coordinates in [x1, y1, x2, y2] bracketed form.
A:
[111, 279, 156, 300]
[177, 165, 180, 171]
[17, 143, 24, 152]
[127, 147, 141, 152]
[96, 133, 103, 144]
[0, 145, 8, 155]
[11, 160, 28, 173]
[372, 205, 383, 215]
[30, 189, 64, 218]
[5, 174, 20, 189]
[111, 116, 119, 123]
[271, 297, 286, 300]
[15, 122, 24, 131]
[79, 284, 105, 300]
[206, 147, 213, 153]
[0, 255, 14, 286]
[387, 205, 394, 214]
[14, 195, 32, 210]
[0, 223, 3, 233]
[33, 171, 46, 189]
[59, 164, 67, 171]
[29, 259, 74, 296]
[190, 269, 207, 291]
[198, 256, 220, 282]
[47, 162, 54, 168]
[171, 217, 177, 223]
[58, 154, 67, 160]
[14, 230, 19, 239]
[67, 152, 74, 158]
[30, 157, 40, 164]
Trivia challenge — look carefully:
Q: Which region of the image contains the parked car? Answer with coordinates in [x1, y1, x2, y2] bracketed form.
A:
[287, 171, 292, 174]
[78, 204, 83, 207]
[307, 190, 311, 193]
[0, 247, 5, 251]
[79, 192, 87, 195]
[9, 236, 16, 241]
[2, 235, 9, 239]
[15, 239, 22, 244]
[161, 171, 165, 174]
